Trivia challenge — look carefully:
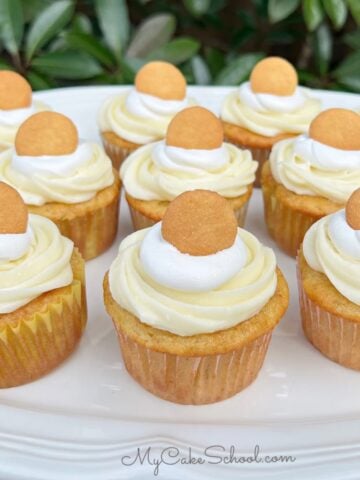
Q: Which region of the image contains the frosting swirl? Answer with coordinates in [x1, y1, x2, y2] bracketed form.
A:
[109, 226, 277, 336]
[0, 100, 48, 151]
[0, 142, 114, 206]
[303, 210, 360, 305]
[221, 82, 321, 137]
[270, 136, 360, 203]
[120, 141, 257, 200]
[98, 90, 193, 144]
[0, 214, 73, 313]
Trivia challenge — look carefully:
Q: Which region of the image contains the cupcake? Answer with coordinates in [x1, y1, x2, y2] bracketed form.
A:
[0, 111, 121, 261]
[104, 190, 289, 404]
[0, 71, 48, 152]
[98, 61, 194, 169]
[121, 106, 258, 230]
[0, 182, 87, 387]
[298, 189, 360, 370]
[220, 57, 321, 185]
[262, 108, 360, 257]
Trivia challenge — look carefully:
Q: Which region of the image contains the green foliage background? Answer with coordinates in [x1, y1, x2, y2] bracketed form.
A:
[0, 0, 359, 91]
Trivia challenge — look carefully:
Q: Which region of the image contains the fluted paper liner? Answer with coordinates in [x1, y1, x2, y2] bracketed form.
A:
[101, 134, 138, 170]
[117, 329, 271, 404]
[0, 249, 87, 388]
[30, 175, 121, 261]
[103, 270, 291, 405]
[128, 198, 250, 231]
[262, 174, 318, 257]
[297, 264, 360, 370]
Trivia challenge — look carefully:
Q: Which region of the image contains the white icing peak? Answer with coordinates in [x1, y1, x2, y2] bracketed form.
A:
[0, 223, 32, 261]
[0, 103, 36, 126]
[329, 210, 360, 259]
[126, 89, 188, 119]
[140, 222, 247, 292]
[238, 81, 306, 113]
[12, 142, 92, 177]
[152, 140, 229, 173]
[293, 134, 360, 170]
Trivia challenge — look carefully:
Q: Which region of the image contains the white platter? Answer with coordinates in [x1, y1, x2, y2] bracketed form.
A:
[0, 86, 360, 480]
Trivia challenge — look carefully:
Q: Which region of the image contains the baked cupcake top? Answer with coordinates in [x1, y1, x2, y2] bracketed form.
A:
[120, 106, 257, 200]
[303, 188, 360, 305]
[98, 61, 194, 145]
[0, 182, 73, 313]
[270, 108, 360, 204]
[221, 57, 321, 137]
[0, 71, 49, 150]
[0, 111, 114, 206]
[109, 190, 277, 336]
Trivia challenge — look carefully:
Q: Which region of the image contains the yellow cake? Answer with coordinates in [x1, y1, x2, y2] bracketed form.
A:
[104, 190, 289, 404]
[0, 183, 87, 387]
[0, 111, 121, 260]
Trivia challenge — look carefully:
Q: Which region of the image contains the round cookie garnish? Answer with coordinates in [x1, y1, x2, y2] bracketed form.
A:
[166, 106, 224, 150]
[135, 61, 186, 100]
[0, 182, 28, 234]
[346, 188, 360, 230]
[162, 190, 238, 256]
[309, 109, 360, 151]
[15, 111, 78, 156]
[250, 56, 298, 96]
[0, 71, 32, 110]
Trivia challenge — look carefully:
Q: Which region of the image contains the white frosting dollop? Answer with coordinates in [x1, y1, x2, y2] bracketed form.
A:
[140, 223, 247, 292]
[293, 135, 360, 170]
[238, 82, 306, 113]
[0, 142, 114, 206]
[12, 142, 93, 176]
[152, 142, 229, 172]
[120, 141, 257, 201]
[303, 210, 360, 305]
[0, 104, 36, 126]
[126, 90, 188, 119]
[269, 137, 360, 203]
[0, 224, 32, 261]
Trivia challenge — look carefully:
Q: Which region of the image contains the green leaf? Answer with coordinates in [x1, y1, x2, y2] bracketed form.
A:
[336, 74, 360, 92]
[347, 0, 360, 24]
[0, 0, 23, 56]
[333, 50, 360, 77]
[27, 70, 53, 90]
[65, 32, 115, 67]
[121, 57, 146, 82]
[146, 37, 200, 64]
[268, 0, 300, 22]
[313, 23, 332, 75]
[343, 28, 360, 49]
[302, 0, 324, 31]
[190, 55, 211, 84]
[21, 0, 52, 22]
[214, 53, 264, 85]
[205, 47, 225, 76]
[31, 50, 102, 79]
[0, 57, 12, 70]
[126, 14, 176, 58]
[183, 0, 211, 16]
[72, 13, 92, 35]
[323, 0, 347, 29]
[25, 0, 74, 62]
[95, 0, 129, 61]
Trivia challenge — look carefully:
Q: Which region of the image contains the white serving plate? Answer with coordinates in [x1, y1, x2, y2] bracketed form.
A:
[0, 86, 360, 480]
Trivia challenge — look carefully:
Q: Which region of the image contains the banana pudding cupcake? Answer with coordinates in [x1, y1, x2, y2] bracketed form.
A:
[0, 183, 87, 387]
[0, 71, 48, 152]
[221, 57, 321, 185]
[0, 111, 120, 260]
[104, 190, 289, 404]
[262, 108, 360, 257]
[121, 106, 257, 230]
[98, 61, 194, 169]
[298, 189, 360, 370]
